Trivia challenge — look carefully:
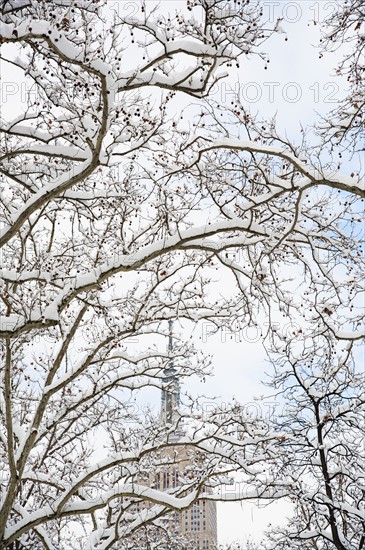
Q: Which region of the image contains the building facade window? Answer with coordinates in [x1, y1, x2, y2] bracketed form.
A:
[163, 471, 170, 489]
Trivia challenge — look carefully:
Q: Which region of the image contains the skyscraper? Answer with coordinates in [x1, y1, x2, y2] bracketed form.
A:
[155, 321, 218, 549]
[125, 322, 218, 549]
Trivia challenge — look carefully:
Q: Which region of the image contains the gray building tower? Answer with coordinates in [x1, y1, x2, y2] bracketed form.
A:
[120, 322, 218, 549]
[156, 321, 218, 549]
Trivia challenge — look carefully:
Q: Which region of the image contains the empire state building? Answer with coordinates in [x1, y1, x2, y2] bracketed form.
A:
[155, 321, 218, 550]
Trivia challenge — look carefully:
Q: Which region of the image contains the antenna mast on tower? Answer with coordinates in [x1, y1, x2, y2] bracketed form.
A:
[161, 320, 180, 427]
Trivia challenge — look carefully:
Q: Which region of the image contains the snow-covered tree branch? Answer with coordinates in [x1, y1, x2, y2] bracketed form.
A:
[0, 0, 363, 548]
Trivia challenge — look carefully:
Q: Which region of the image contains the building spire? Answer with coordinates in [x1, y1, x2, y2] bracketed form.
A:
[161, 320, 180, 427]
[168, 319, 173, 354]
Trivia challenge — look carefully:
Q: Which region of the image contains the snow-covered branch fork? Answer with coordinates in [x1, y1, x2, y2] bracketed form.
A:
[0, 0, 364, 548]
[0, 125, 363, 341]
